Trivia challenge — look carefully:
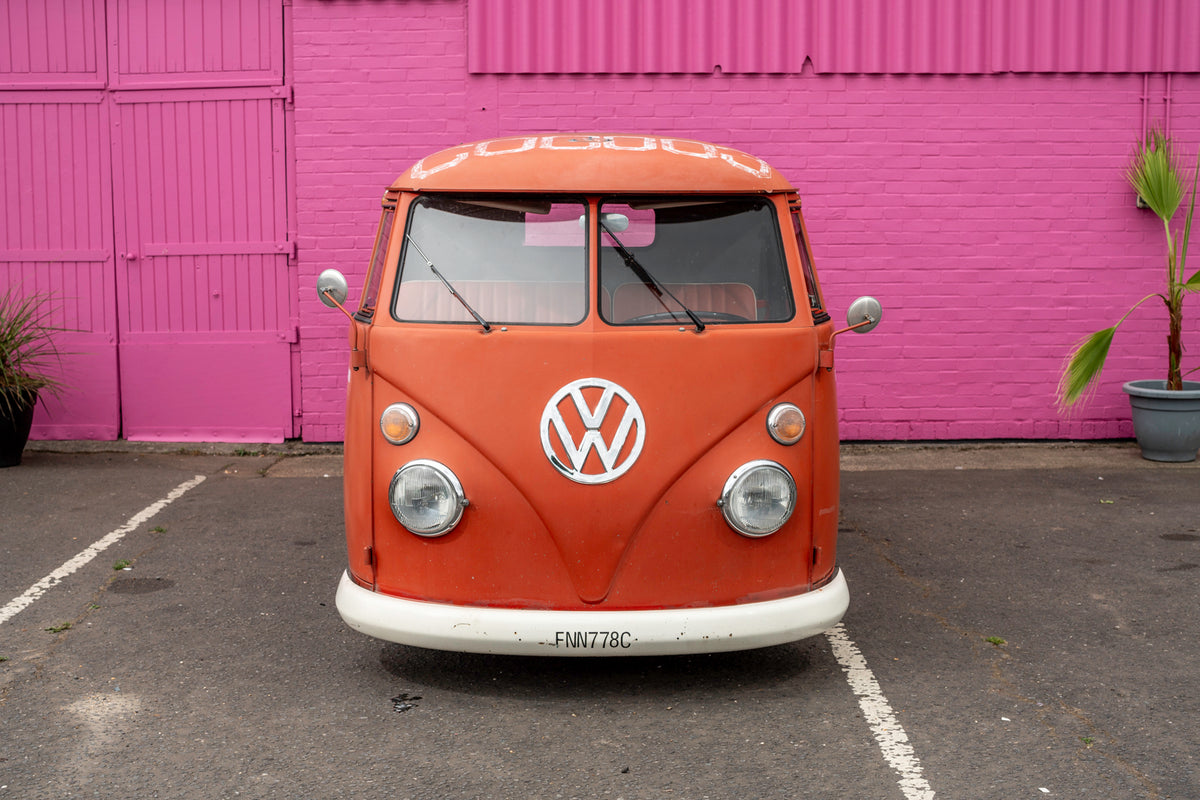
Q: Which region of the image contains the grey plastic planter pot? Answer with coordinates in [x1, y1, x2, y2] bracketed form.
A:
[1122, 380, 1200, 462]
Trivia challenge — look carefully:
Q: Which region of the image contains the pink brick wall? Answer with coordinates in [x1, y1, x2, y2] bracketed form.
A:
[293, 0, 1200, 442]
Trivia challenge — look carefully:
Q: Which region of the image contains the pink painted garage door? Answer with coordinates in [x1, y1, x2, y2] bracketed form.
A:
[1, 0, 295, 442]
[0, 1, 118, 440]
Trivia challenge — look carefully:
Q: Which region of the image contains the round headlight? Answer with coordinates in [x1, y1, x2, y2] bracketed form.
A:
[766, 403, 806, 445]
[718, 460, 796, 537]
[389, 460, 467, 537]
[380, 403, 420, 445]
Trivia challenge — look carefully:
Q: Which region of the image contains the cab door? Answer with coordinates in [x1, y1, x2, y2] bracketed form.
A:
[343, 195, 400, 588]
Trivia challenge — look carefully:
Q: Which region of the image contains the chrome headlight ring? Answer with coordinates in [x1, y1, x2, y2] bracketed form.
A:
[388, 460, 468, 537]
[717, 460, 797, 537]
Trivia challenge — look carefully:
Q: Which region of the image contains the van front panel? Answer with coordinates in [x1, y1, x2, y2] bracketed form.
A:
[364, 323, 824, 610]
[332, 135, 861, 653]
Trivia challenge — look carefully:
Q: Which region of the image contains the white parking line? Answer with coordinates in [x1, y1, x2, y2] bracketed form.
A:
[826, 623, 937, 800]
[0, 475, 206, 627]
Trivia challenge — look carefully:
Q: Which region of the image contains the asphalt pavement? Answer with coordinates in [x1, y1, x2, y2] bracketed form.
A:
[0, 440, 1196, 799]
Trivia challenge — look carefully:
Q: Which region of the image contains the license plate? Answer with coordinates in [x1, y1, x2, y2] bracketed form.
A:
[553, 631, 633, 650]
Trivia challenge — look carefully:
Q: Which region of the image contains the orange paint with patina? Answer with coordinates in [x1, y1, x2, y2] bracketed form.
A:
[323, 135, 878, 656]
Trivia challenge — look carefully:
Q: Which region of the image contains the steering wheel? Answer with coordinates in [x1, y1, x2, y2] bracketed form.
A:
[622, 310, 749, 324]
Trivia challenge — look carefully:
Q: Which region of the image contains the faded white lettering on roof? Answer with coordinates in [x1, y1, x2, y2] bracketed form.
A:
[409, 135, 772, 181]
[475, 136, 538, 157]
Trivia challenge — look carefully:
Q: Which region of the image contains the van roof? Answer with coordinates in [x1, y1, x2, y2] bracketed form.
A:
[392, 135, 795, 194]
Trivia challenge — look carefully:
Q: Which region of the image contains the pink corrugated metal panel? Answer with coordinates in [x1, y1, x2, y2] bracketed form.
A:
[813, 0, 992, 74]
[471, 0, 733, 73]
[468, 0, 1200, 74]
[1161, 1, 1200, 71]
[0, 0, 106, 88]
[108, 0, 285, 88]
[992, 0, 1154, 72]
[0, 95, 120, 438]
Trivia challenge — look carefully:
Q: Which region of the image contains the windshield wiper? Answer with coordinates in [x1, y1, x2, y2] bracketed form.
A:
[599, 220, 705, 332]
[405, 235, 491, 332]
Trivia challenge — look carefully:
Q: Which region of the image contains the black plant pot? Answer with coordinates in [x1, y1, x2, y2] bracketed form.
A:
[0, 389, 37, 468]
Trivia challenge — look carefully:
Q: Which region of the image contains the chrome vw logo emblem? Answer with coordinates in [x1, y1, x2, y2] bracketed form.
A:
[540, 378, 645, 485]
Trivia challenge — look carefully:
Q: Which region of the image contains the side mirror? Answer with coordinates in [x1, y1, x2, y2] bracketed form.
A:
[838, 296, 882, 335]
[317, 269, 349, 309]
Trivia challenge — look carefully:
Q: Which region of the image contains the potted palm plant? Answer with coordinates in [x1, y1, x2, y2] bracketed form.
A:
[0, 287, 65, 467]
[1059, 129, 1200, 461]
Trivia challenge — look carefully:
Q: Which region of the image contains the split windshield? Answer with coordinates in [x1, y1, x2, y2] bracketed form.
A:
[392, 194, 794, 326]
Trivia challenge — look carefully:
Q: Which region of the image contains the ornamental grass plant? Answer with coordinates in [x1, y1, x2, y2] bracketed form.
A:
[0, 286, 66, 418]
[1058, 129, 1200, 406]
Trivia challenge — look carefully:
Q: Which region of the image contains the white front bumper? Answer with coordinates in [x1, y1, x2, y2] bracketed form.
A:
[335, 569, 849, 656]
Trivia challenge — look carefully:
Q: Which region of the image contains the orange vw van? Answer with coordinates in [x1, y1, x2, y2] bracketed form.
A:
[318, 135, 880, 656]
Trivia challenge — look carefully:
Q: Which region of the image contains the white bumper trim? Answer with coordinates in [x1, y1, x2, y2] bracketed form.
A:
[335, 569, 849, 656]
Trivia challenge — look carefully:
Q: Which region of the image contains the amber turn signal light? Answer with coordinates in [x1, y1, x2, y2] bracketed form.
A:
[766, 404, 806, 445]
[380, 403, 420, 445]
